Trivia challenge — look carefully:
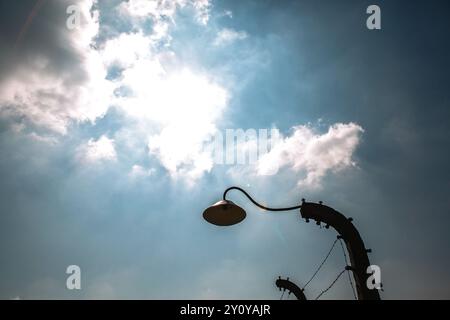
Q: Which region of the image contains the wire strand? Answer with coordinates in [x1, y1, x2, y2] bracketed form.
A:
[338, 238, 358, 300]
[302, 239, 338, 290]
[315, 269, 346, 300]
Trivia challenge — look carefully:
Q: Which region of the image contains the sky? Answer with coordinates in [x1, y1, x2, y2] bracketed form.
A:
[0, 0, 449, 299]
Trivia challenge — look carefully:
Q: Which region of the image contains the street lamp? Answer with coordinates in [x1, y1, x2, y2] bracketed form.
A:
[202, 186, 381, 300]
[203, 186, 302, 226]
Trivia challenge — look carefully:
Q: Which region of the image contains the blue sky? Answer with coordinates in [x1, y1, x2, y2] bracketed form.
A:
[0, 0, 449, 299]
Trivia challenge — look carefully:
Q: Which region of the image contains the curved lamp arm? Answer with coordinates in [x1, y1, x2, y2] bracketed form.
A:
[221, 186, 380, 300]
[223, 186, 302, 212]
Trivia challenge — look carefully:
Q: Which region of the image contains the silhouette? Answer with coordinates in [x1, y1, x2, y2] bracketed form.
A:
[300, 200, 380, 300]
[203, 186, 381, 300]
[276, 277, 307, 300]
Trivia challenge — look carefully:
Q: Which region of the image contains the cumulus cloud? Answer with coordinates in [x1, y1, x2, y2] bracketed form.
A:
[120, 0, 210, 23]
[100, 32, 154, 68]
[191, 0, 211, 25]
[0, 0, 222, 180]
[0, 0, 113, 134]
[129, 164, 156, 178]
[256, 123, 364, 187]
[0, 0, 362, 187]
[118, 0, 210, 43]
[76, 135, 117, 164]
[140, 70, 227, 182]
[27, 132, 59, 145]
[213, 28, 248, 46]
[99, 1, 227, 183]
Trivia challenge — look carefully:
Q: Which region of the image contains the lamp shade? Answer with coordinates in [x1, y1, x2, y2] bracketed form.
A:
[203, 200, 246, 226]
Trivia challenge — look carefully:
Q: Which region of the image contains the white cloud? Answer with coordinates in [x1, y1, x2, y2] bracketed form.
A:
[129, 164, 156, 178]
[27, 132, 59, 145]
[213, 28, 248, 46]
[118, 0, 211, 44]
[101, 33, 228, 183]
[191, 0, 211, 25]
[144, 70, 228, 183]
[0, 0, 362, 189]
[100, 32, 154, 68]
[76, 135, 117, 164]
[0, 0, 221, 183]
[0, 0, 113, 134]
[100, 1, 227, 184]
[256, 123, 364, 188]
[118, 0, 161, 18]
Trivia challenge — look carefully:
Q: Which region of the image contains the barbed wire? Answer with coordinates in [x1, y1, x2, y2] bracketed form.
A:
[314, 269, 346, 300]
[338, 238, 358, 300]
[299, 236, 363, 300]
[302, 238, 339, 290]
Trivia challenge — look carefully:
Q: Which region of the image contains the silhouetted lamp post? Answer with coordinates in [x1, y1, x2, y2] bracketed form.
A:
[202, 186, 381, 300]
[203, 186, 302, 226]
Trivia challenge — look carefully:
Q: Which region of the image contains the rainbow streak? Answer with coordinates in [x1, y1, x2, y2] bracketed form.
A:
[14, 0, 48, 49]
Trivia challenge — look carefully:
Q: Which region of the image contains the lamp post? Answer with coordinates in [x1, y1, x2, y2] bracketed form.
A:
[202, 186, 380, 300]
